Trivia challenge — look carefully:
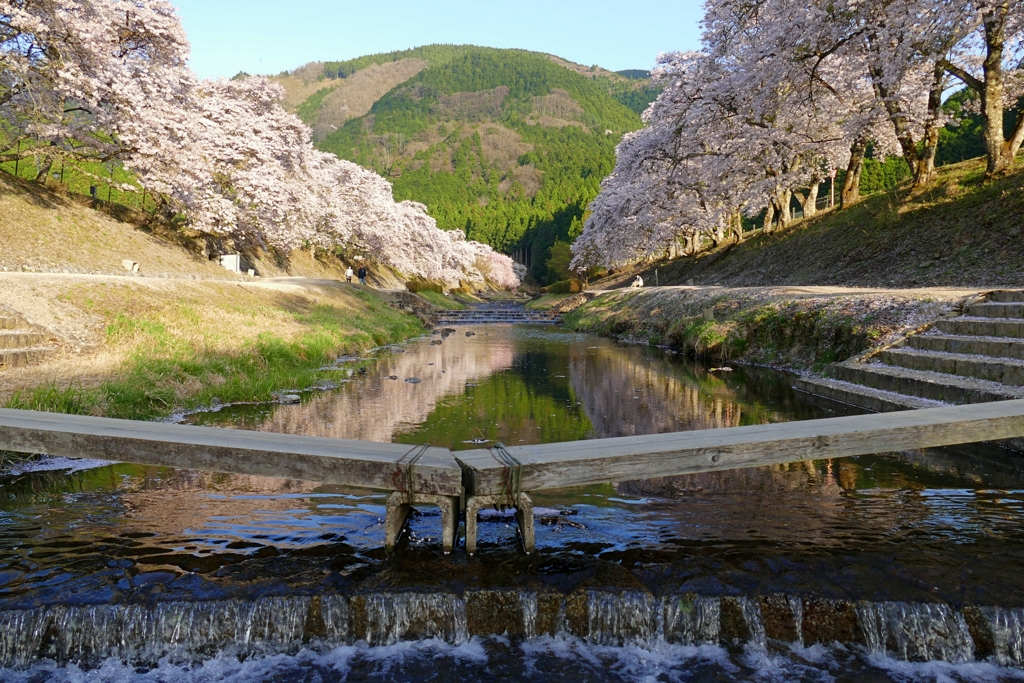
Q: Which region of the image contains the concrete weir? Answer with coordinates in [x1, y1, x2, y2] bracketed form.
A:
[4, 400, 1024, 554]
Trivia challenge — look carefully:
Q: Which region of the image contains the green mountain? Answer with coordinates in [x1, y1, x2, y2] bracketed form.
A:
[276, 45, 660, 283]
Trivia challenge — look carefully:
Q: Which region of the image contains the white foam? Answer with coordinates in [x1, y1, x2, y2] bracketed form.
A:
[0, 639, 491, 683]
[5, 637, 1024, 682]
[864, 652, 1024, 683]
[520, 635, 737, 683]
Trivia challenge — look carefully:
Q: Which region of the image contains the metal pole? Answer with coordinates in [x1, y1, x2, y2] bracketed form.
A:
[108, 165, 113, 202]
[14, 140, 19, 178]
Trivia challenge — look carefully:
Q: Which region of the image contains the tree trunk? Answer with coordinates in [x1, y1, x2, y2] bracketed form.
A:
[841, 139, 866, 209]
[982, 4, 1009, 175]
[711, 224, 725, 248]
[798, 181, 821, 218]
[871, 67, 923, 176]
[35, 156, 54, 183]
[915, 64, 946, 188]
[807, 182, 820, 217]
[1006, 107, 1024, 165]
[763, 203, 776, 233]
[775, 190, 793, 230]
[942, 3, 1016, 176]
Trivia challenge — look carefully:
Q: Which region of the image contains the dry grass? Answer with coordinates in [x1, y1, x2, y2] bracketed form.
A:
[0, 173, 231, 278]
[531, 89, 585, 120]
[275, 60, 428, 141]
[480, 124, 531, 168]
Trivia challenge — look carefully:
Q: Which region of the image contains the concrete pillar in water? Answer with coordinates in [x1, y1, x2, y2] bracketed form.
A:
[385, 491, 461, 554]
[465, 493, 535, 556]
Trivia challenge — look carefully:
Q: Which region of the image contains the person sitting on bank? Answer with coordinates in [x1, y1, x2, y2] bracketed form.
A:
[631, 275, 644, 288]
[358, 266, 368, 286]
[345, 266, 354, 283]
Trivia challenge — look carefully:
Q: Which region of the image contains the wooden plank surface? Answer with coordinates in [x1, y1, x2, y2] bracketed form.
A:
[455, 399, 1024, 495]
[0, 409, 463, 495]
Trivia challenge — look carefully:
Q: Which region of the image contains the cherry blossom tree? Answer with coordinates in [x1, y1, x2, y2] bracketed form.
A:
[0, 0, 192, 179]
[939, 0, 1024, 175]
[572, 0, 1019, 271]
[1, 2, 518, 288]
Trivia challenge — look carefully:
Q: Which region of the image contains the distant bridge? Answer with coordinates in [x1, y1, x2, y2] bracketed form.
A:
[3, 400, 1024, 554]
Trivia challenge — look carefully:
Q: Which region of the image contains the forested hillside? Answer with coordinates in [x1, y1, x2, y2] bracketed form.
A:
[277, 46, 660, 283]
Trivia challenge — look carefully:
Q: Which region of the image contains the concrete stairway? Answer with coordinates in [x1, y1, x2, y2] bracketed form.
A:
[796, 290, 1024, 413]
[436, 303, 561, 326]
[0, 311, 58, 369]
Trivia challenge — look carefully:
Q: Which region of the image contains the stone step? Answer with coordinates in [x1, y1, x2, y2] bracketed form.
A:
[0, 331, 47, 350]
[0, 317, 19, 331]
[793, 376, 946, 412]
[830, 363, 1024, 404]
[988, 290, 1024, 303]
[964, 302, 1024, 319]
[878, 348, 1024, 386]
[933, 317, 1024, 339]
[907, 334, 1024, 360]
[0, 347, 56, 369]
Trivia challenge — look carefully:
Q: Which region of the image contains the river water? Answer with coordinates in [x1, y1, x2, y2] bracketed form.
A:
[2, 326, 1024, 681]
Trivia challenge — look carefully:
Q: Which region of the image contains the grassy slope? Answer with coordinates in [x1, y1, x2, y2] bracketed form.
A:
[2, 278, 424, 420]
[0, 177, 426, 423]
[613, 157, 1024, 290]
[414, 290, 468, 310]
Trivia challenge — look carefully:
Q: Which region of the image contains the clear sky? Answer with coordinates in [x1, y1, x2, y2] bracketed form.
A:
[171, 0, 705, 79]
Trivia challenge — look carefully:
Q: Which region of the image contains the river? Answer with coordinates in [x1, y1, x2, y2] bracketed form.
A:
[2, 326, 1023, 681]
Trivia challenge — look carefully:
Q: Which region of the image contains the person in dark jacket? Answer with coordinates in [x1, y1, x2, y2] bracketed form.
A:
[357, 266, 368, 286]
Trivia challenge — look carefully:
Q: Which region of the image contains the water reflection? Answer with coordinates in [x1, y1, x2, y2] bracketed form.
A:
[194, 327, 839, 450]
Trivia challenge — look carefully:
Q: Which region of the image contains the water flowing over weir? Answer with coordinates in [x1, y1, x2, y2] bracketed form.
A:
[2, 592, 1023, 669]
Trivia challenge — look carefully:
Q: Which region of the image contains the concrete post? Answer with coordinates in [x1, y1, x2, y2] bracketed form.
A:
[465, 493, 534, 556]
[384, 491, 462, 555]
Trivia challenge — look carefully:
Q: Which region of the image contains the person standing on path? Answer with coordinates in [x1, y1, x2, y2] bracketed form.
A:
[357, 266, 368, 286]
[345, 266, 354, 283]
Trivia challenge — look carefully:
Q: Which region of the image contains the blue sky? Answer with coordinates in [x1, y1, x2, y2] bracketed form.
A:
[171, 1, 705, 79]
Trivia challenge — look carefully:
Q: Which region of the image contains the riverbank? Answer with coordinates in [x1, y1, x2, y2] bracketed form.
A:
[0, 274, 424, 422]
[562, 285, 985, 370]
[595, 157, 1024, 291]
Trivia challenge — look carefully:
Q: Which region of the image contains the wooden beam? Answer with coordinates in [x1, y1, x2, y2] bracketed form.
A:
[0, 409, 463, 496]
[455, 399, 1024, 496]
